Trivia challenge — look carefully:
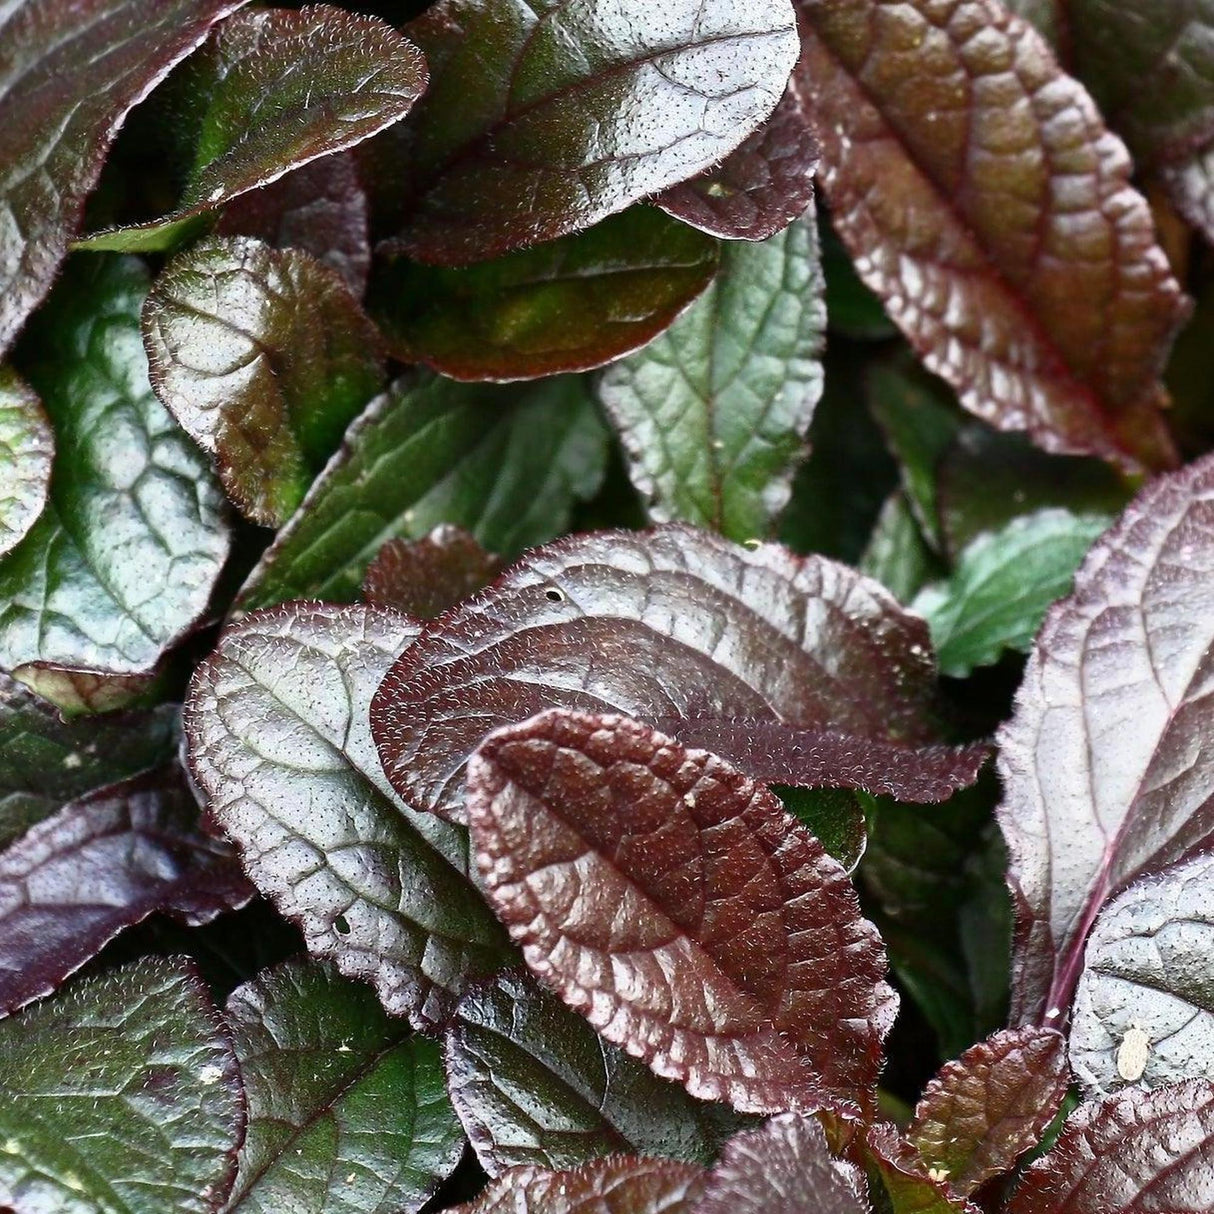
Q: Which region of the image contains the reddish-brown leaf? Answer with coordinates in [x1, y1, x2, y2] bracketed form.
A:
[363, 526, 503, 619]
[865, 1123, 982, 1213]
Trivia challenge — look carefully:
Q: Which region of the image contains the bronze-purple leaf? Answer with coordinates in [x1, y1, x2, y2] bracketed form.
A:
[466, 708, 896, 1116]
[364, 526, 503, 620]
[865, 1122, 982, 1214]
[908, 1027, 1068, 1196]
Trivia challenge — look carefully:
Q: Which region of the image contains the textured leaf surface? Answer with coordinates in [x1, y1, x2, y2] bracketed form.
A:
[239, 372, 607, 609]
[0, 369, 51, 559]
[185, 601, 511, 1026]
[79, 5, 427, 253]
[1070, 852, 1214, 1097]
[467, 709, 895, 1114]
[0, 957, 243, 1214]
[144, 235, 384, 526]
[909, 1027, 1068, 1196]
[445, 969, 736, 1174]
[998, 453, 1214, 1022]
[373, 207, 717, 381]
[364, 526, 502, 619]
[798, 0, 1188, 472]
[0, 768, 252, 1018]
[598, 218, 824, 540]
[0, 0, 242, 355]
[224, 958, 464, 1213]
[1009, 1080, 1214, 1213]
[865, 1123, 980, 1214]
[0, 256, 229, 690]
[385, 0, 800, 263]
[373, 523, 960, 824]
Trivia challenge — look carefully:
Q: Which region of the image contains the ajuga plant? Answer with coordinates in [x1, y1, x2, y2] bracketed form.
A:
[6, 1, 1214, 1211]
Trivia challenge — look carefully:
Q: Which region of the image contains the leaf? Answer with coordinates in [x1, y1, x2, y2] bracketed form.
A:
[0, 767, 252, 1018]
[0, 957, 244, 1214]
[0, 0, 243, 356]
[381, 0, 801, 264]
[1069, 852, 1214, 1097]
[797, 0, 1188, 473]
[1009, 1080, 1214, 1214]
[238, 372, 608, 610]
[597, 217, 825, 540]
[861, 493, 942, 607]
[224, 958, 465, 1213]
[997, 452, 1214, 1023]
[78, 5, 427, 253]
[372, 207, 718, 382]
[652, 80, 819, 241]
[184, 601, 512, 1027]
[450, 1157, 704, 1214]
[775, 786, 867, 874]
[466, 708, 896, 1115]
[364, 526, 503, 619]
[1160, 146, 1214, 247]
[0, 369, 51, 559]
[865, 1123, 981, 1213]
[0, 256, 230, 698]
[445, 969, 741, 1175]
[908, 1026, 1068, 1196]
[144, 235, 385, 526]
[911, 509, 1112, 678]
[372, 523, 965, 825]
[692, 1114, 868, 1213]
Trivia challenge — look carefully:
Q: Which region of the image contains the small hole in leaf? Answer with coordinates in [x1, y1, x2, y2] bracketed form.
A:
[334, 915, 351, 935]
[545, 588, 563, 602]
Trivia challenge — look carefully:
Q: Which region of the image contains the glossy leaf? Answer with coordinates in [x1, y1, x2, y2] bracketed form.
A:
[998, 453, 1214, 1023]
[384, 0, 801, 264]
[1070, 852, 1214, 1097]
[372, 207, 718, 381]
[692, 1114, 868, 1213]
[224, 958, 465, 1212]
[0, 768, 252, 1018]
[0, 256, 230, 696]
[775, 786, 867, 874]
[373, 523, 968, 824]
[0, 0, 242, 355]
[911, 509, 1111, 677]
[364, 526, 503, 619]
[0, 957, 243, 1214]
[445, 969, 739, 1174]
[79, 5, 427, 253]
[1009, 1080, 1214, 1213]
[597, 217, 825, 540]
[908, 1027, 1068, 1196]
[798, 0, 1188, 473]
[865, 1124, 980, 1214]
[184, 601, 512, 1026]
[239, 372, 608, 609]
[144, 236, 385, 526]
[467, 708, 896, 1115]
[0, 369, 51, 559]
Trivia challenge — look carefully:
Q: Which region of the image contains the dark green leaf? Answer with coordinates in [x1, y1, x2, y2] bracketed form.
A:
[144, 235, 385, 526]
[860, 494, 942, 606]
[239, 372, 608, 610]
[224, 958, 465, 1212]
[0, 368, 52, 559]
[775, 786, 867, 874]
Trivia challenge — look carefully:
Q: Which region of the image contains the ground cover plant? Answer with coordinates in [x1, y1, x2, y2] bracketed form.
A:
[4, 0, 1214, 1210]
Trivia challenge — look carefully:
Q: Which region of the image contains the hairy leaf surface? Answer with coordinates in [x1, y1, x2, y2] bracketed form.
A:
[0, 369, 51, 559]
[364, 526, 503, 619]
[865, 1123, 981, 1214]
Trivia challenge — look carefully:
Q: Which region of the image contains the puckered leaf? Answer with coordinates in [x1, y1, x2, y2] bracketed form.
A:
[1070, 852, 1214, 1098]
[797, 0, 1188, 473]
[597, 217, 824, 540]
[372, 523, 972, 825]
[79, 4, 427, 253]
[184, 601, 512, 1027]
[467, 708, 896, 1115]
[908, 1027, 1068, 1196]
[865, 1123, 981, 1214]
[445, 969, 739, 1175]
[0, 957, 244, 1214]
[1009, 1080, 1214, 1213]
[372, 207, 718, 381]
[381, 0, 800, 264]
[0, 0, 243, 356]
[450, 1157, 704, 1214]
[0, 767, 252, 1018]
[364, 526, 503, 619]
[998, 452, 1214, 1023]
[0, 256, 230, 702]
[144, 235, 384, 526]
[692, 1114, 868, 1213]
[239, 372, 607, 610]
[224, 958, 464, 1213]
[1160, 147, 1214, 247]
[652, 80, 819, 241]
[0, 369, 51, 559]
